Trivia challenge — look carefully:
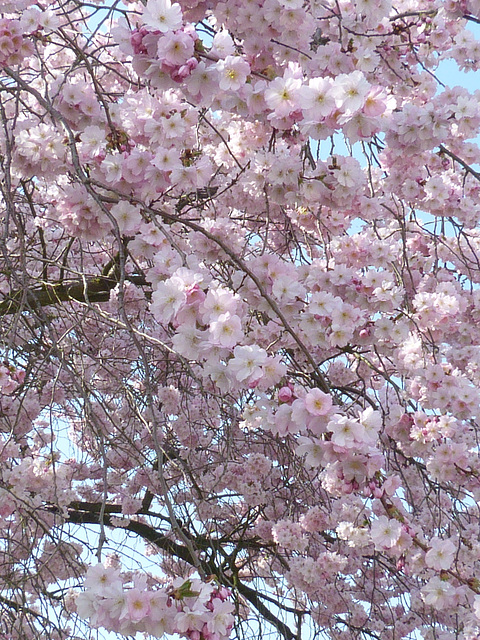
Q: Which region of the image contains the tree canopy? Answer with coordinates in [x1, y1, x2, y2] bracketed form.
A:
[2, 0, 480, 639]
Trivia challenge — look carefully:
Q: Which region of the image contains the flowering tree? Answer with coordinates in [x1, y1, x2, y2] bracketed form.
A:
[3, 0, 480, 638]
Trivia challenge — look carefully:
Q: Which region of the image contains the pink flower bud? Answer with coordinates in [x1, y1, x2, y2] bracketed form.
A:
[278, 386, 293, 403]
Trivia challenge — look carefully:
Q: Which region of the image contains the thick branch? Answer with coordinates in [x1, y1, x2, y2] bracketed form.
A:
[0, 275, 118, 316]
[0, 263, 148, 316]
[235, 582, 296, 640]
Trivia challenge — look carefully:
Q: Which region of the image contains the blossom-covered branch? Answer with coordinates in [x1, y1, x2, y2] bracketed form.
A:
[2, 0, 480, 639]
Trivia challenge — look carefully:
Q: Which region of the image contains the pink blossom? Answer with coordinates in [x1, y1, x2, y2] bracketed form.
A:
[297, 77, 335, 118]
[370, 516, 402, 549]
[157, 30, 195, 66]
[331, 70, 371, 115]
[152, 146, 181, 172]
[278, 386, 294, 404]
[296, 437, 325, 467]
[151, 279, 187, 323]
[110, 201, 143, 234]
[83, 564, 123, 598]
[363, 86, 390, 117]
[101, 154, 123, 183]
[425, 536, 457, 570]
[304, 389, 333, 416]
[122, 588, 151, 623]
[174, 606, 208, 633]
[211, 30, 235, 58]
[329, 415, 365, 447]
[264, 76, 302, 117]
[142, 0, 183, 33]
[209, 312, 244, 348]
[217, 56, 251, 91]
[273, 403, 299, 436]
[206, 599, 235, 636]
[421, 576, 456, 610]
[228, 344, 268, 383]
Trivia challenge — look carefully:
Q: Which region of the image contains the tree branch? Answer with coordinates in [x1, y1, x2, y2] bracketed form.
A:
[0, 265, 148, 316]
[0, 594, 64, 634]
[438, 144, 480, 182]
[0, 275, 118, 316]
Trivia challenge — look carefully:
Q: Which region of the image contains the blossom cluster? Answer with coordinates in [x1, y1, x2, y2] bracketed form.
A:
[0, 17, 32, 66]
[75, 564, 234, 639]
[0, 364, 24, 395]
[3, 0, 480, 639]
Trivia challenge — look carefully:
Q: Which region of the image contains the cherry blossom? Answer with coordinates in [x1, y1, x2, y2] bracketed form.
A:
[3, 1, 480, 639]
[217, 55, 251, 91]
[143, 0, 183, 33]
[227, 345, 268, 384]
[425, 537, 457, 571]
[304, 388, 332, 416]
[264, 74, 302, 118]
[421, 577, 457, 610]
[370, 516, 403, 550]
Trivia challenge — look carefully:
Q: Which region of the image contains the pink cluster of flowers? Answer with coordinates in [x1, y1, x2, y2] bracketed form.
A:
[5, 0, 480, 636]
[0, 18, 31, 66]
[150, 269, 287, 390]
[0, 364, 24, 395]
[75, 564, 234, 640]
[131, 24, 199, 83]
